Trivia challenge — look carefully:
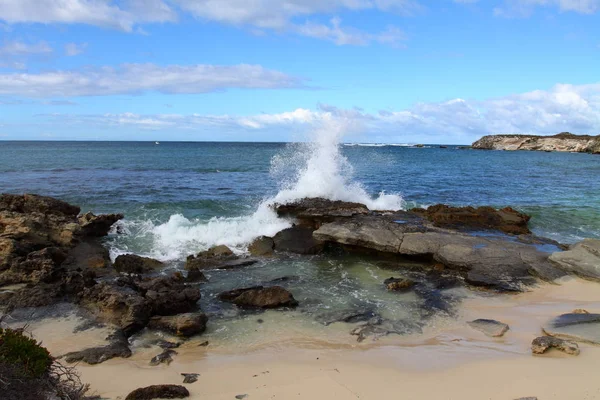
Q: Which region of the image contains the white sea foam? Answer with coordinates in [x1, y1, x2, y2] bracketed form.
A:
[110, 118, 405, 260]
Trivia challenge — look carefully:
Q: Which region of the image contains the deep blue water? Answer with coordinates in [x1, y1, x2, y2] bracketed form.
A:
[1, 141, 599, 248]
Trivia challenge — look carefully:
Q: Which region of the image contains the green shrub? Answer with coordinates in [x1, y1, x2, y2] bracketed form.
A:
[0, 327, 53, 378]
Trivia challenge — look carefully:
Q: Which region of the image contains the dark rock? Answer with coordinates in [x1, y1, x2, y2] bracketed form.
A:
[62, 240, 112, 273]
[63, 332, 132, 364]
[114, 254, 164, 274]
[136, 274, 201, 316]
[185, 267, 207, 283]
[215, 259, 258, 270]
[315, 309, 378, 326]
[273, 226, 323, 254]
[350, 319, 421, 342]
[235, 395, 248, 400]
[181, 373, 199, 384]
[274, 198, 369, 228]
[150, 339, 181, 349]
[147, 312, 208, 337]
[542, 313, 600, 344]
[532, 336, 580, 355]
[0, 193, 80, 217]
[149, 349, 177, 366]
[384, 277, 414, 292]
[219, 286, 298, 309]
[467, 319, 509, 337]
[125, 385, 189, 400]
[411, 204, 531, 235]
[185, 245, 237, 270]
[78, 212, 124, 237]
[248, 236, 274, 256]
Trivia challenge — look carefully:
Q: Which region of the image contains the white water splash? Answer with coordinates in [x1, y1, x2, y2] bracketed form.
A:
[110, 118, 405, 261]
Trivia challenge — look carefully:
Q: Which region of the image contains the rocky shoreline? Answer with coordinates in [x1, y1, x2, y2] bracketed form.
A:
[472, 132, 600, 154]
[2, 193, 600, 398]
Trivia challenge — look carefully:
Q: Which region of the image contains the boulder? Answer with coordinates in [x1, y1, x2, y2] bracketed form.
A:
[114, 254, 164, 274]
[248, 236, 275, 256]
[532, 336, 580, 355]
[411, 204, 531, 235]
[185, 267, 208, 283]
[384, 277, 414, 292]
[136, 275, 201, 316]
[125, 385, 190, 400]
[542, 313, 600, 344]
[218, 286, 298, 309]
[147, 313, 208, 337]
[549, 239, 600, 281]
[467, 319, 509, 337]
[185, 245, 237, 270]
[273, 226, 324, 254]
[78, 211, 124, 237]
[274, 198, 369, 227]
[63, 331, 131, 364]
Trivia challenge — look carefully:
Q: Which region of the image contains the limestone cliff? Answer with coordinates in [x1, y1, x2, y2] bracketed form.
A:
[472, 132, 600, 154]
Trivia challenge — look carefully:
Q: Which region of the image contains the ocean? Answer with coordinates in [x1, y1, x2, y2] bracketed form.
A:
[2, 132, 600, 346]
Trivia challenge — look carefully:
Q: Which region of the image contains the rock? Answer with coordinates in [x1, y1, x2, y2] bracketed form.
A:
[350, 318, 421, 342]
[273, 226, 323, 254]
[411, 204, 531, 235]
[147, 313, 208, 337]
[274, 198, 369, 227]
[235, 395, 248, 400]
[214, 259, 258, 270]
[136, 274, 201, 316]
[315, 309, 378, 326]
[572, 309, 589, 314]
[63, 331, 132, 364]
[549, 239, 600, 281]
[218, 286, 298, 309]
[125, 385, 189, 400]
[150, 339, 181, 349]
[532, 336, 580, 355]
[0, 193, 80, 217]
[384, 277, 414, 292]
[149, 349, 177, 366]
[472, 133, 600, 154]
[114, 254, 164, 274]
[248, 236, 274, 256]
[181, 373, 199, 384]
[62, 240, 112, 272]
[185, 267, 208, 283]
[514, 398, 538, 400]
[467, 319, 509, 337]
[542, 313, 600, 344]
[185, 245, 237, 270]
[79, 281, 152, 337]
[78, 211, 124, 237]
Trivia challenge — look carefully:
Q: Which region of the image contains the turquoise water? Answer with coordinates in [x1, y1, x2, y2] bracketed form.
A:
[1, 141, 599, 251]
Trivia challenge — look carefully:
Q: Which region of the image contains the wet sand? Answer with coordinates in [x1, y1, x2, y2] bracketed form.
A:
[14, 277, 600, 400]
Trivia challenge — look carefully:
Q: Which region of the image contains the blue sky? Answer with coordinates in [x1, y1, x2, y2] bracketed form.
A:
[0, 0, 599, 144]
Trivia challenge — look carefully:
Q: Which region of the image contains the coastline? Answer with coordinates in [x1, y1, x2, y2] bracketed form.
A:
[13, 277, 600, 399]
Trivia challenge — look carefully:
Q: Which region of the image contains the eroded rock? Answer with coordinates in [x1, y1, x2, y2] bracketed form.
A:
[532, 336, 580, 355]
[248, 236, 275, 256]
[467, 319, 509, 337]
[384, 277, 414, 292]
[147, 312, 208, 337]
[219, 286, 298, 309]
[273, 226, 323, 255]
[542, 313, 600, 344]
[549, 239, 600, 281]
[185, 245, 238, 270]
[63, 331, 132, 364]
[114, 254, 164, 274]
[125, 385, 189, 400]
[149, 349, 177, 366]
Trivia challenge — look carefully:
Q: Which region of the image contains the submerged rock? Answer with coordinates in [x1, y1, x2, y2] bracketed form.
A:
[411, 204, 531, 235]
[273, 226, 323, 254]
[315, 308, 378, 326]
[114, 254, 164, 274]
[181, 373, 199, 384]
[549, 239, 600, 281]
[218, 286, 298, 309]
[542, 313, 600, 344]
[147, 312, 208, 337]
[125, 385, 189, 400]
[248, 236, 275, 256]
[350, 318, 421, 342]
[467, 319, 509, 337]
[149, 349, 177, 366]
[532, 336, 580, 355]
[384, 277, 414, 292]
[185, 245, 237, 270]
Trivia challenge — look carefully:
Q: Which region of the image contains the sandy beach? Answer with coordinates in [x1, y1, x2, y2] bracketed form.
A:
[14, 276, 600, 400]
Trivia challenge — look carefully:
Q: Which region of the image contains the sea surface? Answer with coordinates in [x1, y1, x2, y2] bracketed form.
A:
[2, 137, 600, 345]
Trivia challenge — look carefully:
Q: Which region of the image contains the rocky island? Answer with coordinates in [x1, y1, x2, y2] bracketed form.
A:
[472, 132, 600, 153]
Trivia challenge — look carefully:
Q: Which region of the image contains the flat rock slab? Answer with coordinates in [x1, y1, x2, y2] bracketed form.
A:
[532, 336, 580, 355]
[542, 313, 600, 344]
[549, 239, 600, 281]
[467, 319, 510, 337]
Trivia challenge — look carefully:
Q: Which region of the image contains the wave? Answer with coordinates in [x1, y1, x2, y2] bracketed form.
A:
[108, 118, 405, 261]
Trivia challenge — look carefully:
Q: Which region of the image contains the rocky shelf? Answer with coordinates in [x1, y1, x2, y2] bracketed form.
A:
[472, 132, 600, 154]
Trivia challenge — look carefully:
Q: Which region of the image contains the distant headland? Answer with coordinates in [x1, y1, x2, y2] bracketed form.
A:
[472, 132, 600, 154]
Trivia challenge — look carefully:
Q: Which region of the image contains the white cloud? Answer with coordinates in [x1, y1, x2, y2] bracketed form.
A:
[64, 42, 87, 56]
[492, 0, 600, 16]
[32, 83, 600, 140]
[0, 63, 305, 97]
[0, 40, 52, 55]
[0, 0, 177, 32]
[0, 0, 411, 46]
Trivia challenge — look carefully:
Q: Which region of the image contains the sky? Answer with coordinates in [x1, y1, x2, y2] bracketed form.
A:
[0, 0, 599, 144]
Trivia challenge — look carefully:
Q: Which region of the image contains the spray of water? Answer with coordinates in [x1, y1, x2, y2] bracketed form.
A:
[109, 118, 405, 261]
